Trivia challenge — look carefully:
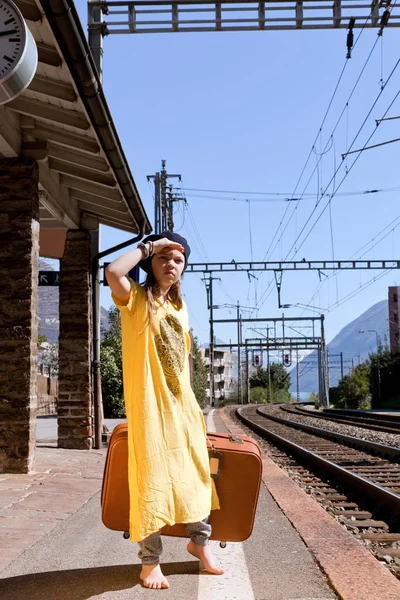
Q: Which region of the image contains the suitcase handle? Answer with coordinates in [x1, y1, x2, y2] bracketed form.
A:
[229, 435, 244, 444]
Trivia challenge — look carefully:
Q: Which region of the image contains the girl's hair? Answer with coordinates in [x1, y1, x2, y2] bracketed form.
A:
[143, 269, 183, 316]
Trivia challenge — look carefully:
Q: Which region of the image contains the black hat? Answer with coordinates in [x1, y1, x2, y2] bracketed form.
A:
[139, 231, 191, 273]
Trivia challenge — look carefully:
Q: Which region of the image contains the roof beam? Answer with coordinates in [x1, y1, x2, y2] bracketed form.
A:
[8, 97, 89, 130]
[98, 213, 136, 230]
[80, 202, 131, 224]
[20, 117, 99, 154]
[60, 174, 122, 202]
[69, 188, 124, 206]
[38, 163, 81, 229]
[74, 196, 130, 218]
[49, 158, 116, 186]
[37, 42, 62, 67]
[22, 139, 109, 172]
[28, 74, 77, 103]
[14, 0, 41, 22]
[48, 145, 109, 172]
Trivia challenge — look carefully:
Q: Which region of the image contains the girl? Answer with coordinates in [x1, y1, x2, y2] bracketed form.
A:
[106, 231, 223, 590]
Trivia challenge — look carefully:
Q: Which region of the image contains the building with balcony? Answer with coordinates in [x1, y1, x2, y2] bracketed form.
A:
[200, 347, 236, 402]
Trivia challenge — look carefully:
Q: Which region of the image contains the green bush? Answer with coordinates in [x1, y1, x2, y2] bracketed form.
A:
[100, 307, 125, 418]
[250, 386, 269, 404]
[270, 389, 291, 404]
[100, 345, 125, 418]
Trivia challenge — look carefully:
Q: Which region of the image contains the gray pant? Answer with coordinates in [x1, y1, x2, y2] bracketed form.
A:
[138, 518, 212, 565]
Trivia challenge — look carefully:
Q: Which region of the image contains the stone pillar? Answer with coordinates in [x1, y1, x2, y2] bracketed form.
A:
[0, 158, 39, 473]
[58, 231, 93, 449]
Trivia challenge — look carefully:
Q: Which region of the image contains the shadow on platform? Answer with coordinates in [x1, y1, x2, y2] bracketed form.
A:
[1, 561, 199, 599]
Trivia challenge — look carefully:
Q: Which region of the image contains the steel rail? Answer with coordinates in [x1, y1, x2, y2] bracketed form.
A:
[323, 408, 400, 424]
[237, 406, 400, 515]
[255, 406, 400, 458]
[279, 404, 400, 434]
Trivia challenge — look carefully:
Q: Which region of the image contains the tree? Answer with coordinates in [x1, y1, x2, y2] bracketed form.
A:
[192, 335, 208, 409]
[369, 346, 400, 408]
[334, 362, 371, 409]
[249, 363, 291, 403]
[100, 306, 125, 418]
[38, 333, 47, 347]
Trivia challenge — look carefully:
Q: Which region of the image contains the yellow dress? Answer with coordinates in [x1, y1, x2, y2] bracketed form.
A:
[112, 279, 219, 542]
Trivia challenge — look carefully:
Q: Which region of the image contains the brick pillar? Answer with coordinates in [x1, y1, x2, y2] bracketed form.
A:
[0, 158, 39, 473]
[58, 231, 93, 449]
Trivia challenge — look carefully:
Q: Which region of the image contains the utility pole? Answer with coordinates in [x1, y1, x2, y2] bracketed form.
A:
[237, 301, 242, 404]
[320, 315, 329, 408]
[296, 348, 300, 403]
[267, 327, 272, 403]
[203, 275, 220, 407]
[317, 342, 322, 408]
[166, 184, 186, 231]
[147, 160, 182, 233]
[245, 342, 250, 404]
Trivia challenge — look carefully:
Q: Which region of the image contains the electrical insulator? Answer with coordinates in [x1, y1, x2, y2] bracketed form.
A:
[378, 9, 390, 36]
[346, 31, 354, 59]
[346, 17, 355, 59]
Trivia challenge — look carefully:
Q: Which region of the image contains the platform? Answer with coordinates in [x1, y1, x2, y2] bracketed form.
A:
[1, 408, 399, 599]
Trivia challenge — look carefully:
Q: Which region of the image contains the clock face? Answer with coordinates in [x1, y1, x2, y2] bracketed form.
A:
[0, 0, 25, 79]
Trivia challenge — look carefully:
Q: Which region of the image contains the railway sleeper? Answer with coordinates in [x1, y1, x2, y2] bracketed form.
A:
[343, 519, 389, 529]
[330, 509, 373, 518]
[360, 532, 400, 542]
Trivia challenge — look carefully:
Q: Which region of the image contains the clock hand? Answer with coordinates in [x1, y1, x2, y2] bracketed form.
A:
[0, 29, 18, 37]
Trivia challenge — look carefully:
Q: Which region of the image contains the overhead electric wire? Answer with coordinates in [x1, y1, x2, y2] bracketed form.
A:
[255, 44, 400, 320]
[179, 179, 209, 261]
[262, 35, 382, 273]
[279, 4, 400, 270]
[256, 7, 380, 281]
[299, 211, 400, 316]
[181, 186, 400, 200]
[183, 186, 315, 197]
[326, 268, 394, 312]
[284, 64, 400, 266]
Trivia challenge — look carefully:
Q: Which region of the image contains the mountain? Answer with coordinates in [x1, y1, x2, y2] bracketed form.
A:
[290, 299, 389, 394]
[38, 259, 109, 343]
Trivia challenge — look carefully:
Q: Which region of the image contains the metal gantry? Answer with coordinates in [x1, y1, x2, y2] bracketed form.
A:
[88, 1, 400, 36]
[211, 311, 329, 407]
[186, 259, 400, 273]
[87, 1, 400, 76]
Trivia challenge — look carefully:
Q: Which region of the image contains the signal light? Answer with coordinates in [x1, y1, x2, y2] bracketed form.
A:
[284, 353, 290, 366]
[255, 354, 260, 366]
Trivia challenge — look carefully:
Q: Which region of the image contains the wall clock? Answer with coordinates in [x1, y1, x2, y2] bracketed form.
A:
[0, 0, 37, 105]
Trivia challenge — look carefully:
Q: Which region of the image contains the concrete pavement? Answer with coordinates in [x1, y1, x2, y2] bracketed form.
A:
[0, 410, 337, 600]
[2, 408, 399, 599]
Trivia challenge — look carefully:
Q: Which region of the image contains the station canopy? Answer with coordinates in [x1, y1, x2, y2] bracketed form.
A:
[0, 0, 151, 256]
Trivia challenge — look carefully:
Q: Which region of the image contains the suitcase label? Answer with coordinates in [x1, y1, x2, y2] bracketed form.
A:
[209, 448, 223, 478]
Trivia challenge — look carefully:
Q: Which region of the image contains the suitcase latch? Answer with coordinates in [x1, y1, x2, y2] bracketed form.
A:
[229, 435, 244, 444]
[209, 447, 223, 479]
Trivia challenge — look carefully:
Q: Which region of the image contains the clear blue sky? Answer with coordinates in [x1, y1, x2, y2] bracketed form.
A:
[75, 1, 400, 348]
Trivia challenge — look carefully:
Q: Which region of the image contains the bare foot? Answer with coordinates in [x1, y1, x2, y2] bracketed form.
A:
[187, 540, 225, 575]
[140, 564, 169, 589]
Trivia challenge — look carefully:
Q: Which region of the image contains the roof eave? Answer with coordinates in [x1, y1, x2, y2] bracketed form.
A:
[40, 0, 152, 235]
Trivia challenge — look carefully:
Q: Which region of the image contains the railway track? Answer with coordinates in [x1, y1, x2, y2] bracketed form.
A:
[280, 403, 400, 435]
[233, 404, 400, 578]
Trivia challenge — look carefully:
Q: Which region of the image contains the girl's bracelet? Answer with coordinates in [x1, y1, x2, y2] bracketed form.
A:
[137, 241, 154, 260]
[137, 242, 149, 259]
